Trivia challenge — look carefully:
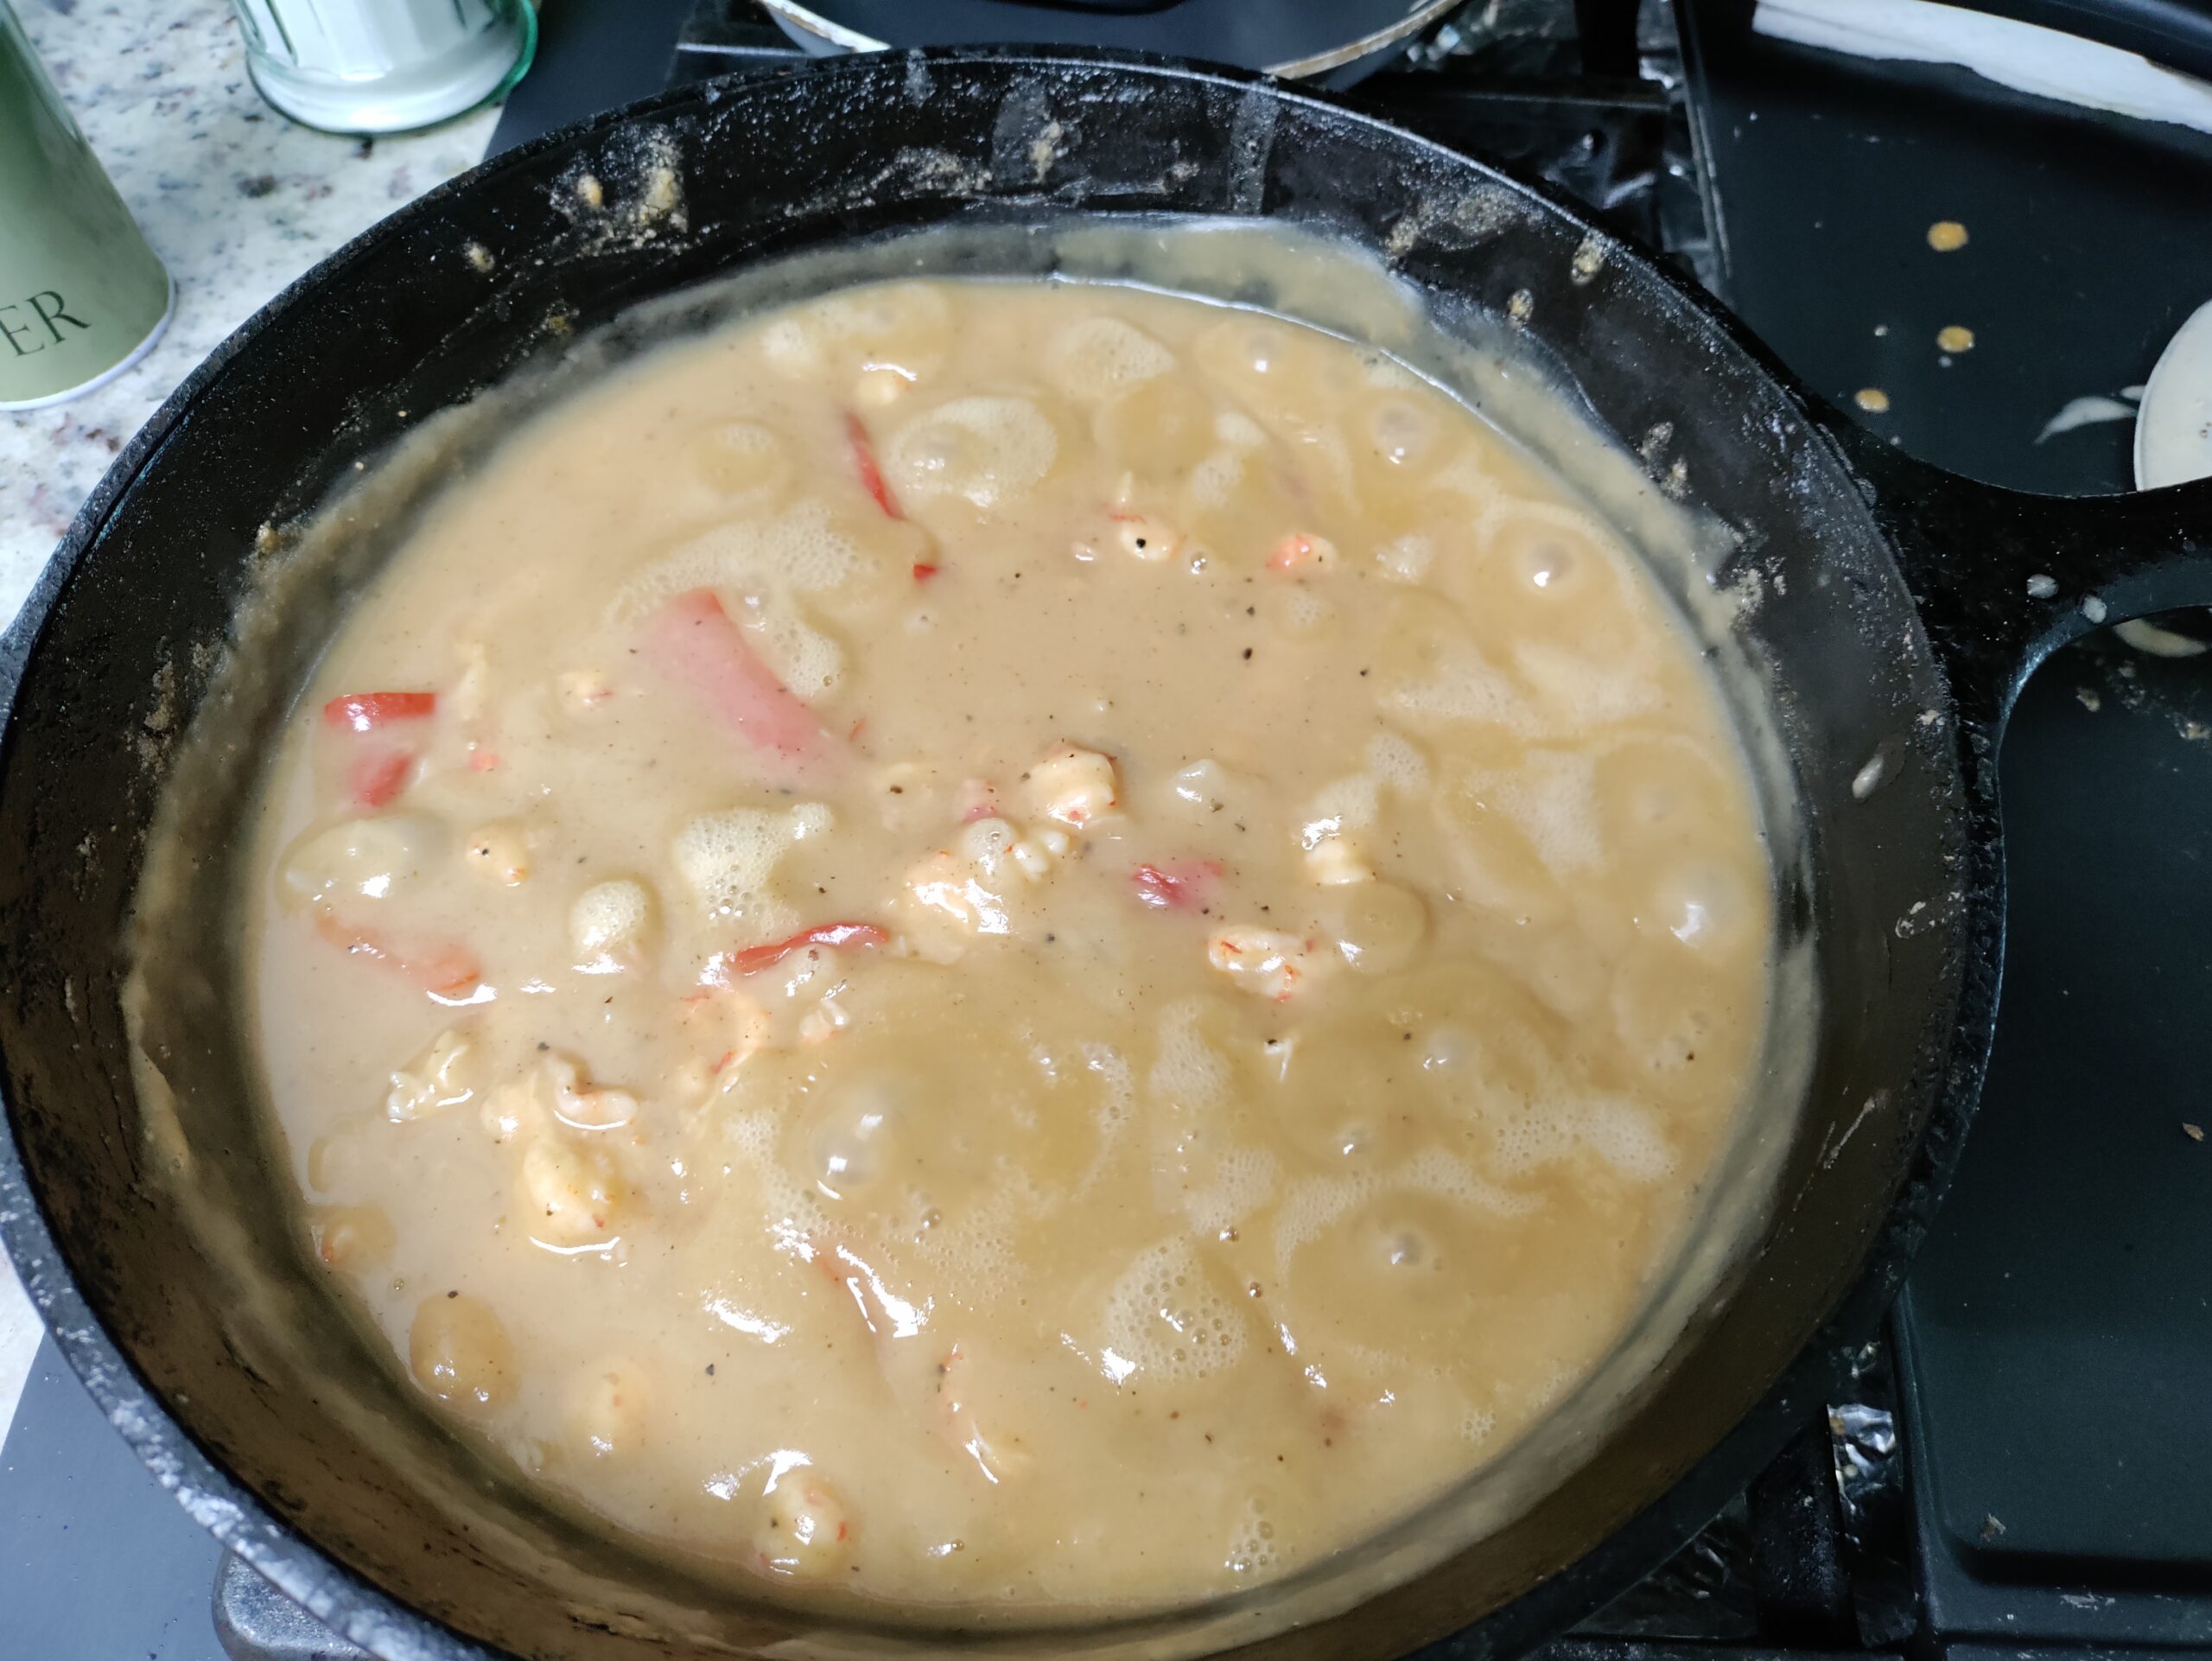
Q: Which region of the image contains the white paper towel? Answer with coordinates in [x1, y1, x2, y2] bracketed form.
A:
[1, 1256, 36, 1436]
[1753, 0, 2212, 132]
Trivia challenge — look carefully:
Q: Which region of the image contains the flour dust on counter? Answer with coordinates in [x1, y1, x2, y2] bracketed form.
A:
[238, 278, 1774, 1615]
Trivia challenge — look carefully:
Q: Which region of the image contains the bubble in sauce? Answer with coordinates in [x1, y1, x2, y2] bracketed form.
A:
[1305, 772, 1381, 835]
[1186, 447, 1245, 507]
[613, 504, 862, 620]
[1435, 786, 1569, 925]
[1046, 315, 1175, 400]
[1363, 730, 1429, 794]
[760, 282, 953, 380]
[746, 593, 846, 697]
[1573, 1095, 1677, 1181]
[1093, 377, 1213, 475]
[889, 396, 1058, 509]
[1214, 410, 1266, 449]
[1365, 398, 1438, 468]
[1272, 1175, 1363, 1272]
[1421, 1026, 1476, 1073]
[722, 1107, 833, 1246]
[1149, 999, 1230, 1111]
[1285, 420, 1357, 504]
[1610, 951, 1728, 1097]
[1401, 1146, 1541, 1218]
[1592, 735, 1737, 857]
[1512, 640, 1662, 732]
[1640, 860, 1754, 952]
[1482, 500, 1618, 605]
[1276, 584, 1334, 638]
[570, 878, 655, 964]
[690, 422, 790, 508]
[1518, 928, 1607, 1019]
[1184, 1147, 1281, 1235]
[809, 1078, 899, 1198]
[1421, 445, 1512, 515]
[1374, 533, 1435, 584]
[1198, 318, 1294, 385]
[1081, 1041, 1137, 1127]
[1100, 1236, 1248, 1383]
[1382, 1227, 1428, 1268]
[1459, 749, 1604, 875]
[1325, 881, 1427, 976]
[671, 803, 828, 933]
[1225, 1500, 1281, 1575]
[1390, 642, 1537, 731]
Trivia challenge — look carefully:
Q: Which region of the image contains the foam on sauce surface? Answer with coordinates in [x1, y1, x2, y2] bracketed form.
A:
[245, 278, 1773, 1611]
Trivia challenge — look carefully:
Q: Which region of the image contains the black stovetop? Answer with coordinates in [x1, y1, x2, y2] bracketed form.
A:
[6, 3, 2209, 1658]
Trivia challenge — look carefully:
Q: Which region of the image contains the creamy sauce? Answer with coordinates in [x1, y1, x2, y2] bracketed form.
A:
[243, 279, 1773, 1613]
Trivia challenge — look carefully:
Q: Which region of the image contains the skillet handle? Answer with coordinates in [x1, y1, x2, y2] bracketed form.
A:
[1810, 405, 2212, 729]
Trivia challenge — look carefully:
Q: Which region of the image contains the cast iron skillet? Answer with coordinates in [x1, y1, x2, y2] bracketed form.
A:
[3, 50, 2209, 1661]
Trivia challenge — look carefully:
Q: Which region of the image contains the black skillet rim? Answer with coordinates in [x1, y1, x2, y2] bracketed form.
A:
[0, 46, 1987, 1661]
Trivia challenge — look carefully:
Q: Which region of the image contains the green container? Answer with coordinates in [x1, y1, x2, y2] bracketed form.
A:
[0, 1, 172, 411]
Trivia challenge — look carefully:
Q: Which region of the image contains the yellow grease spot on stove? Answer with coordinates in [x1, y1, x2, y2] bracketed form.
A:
[1926, 220, 1969, 252]
[1854, 387, 1891, 413]
[1936, 325, 1974, 353]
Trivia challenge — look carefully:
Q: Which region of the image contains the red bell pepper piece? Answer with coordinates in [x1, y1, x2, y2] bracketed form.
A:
[715, 922, 888, 979]
[845, 412, 902, 519]
[645, 588, 833, 783]
[347, 746, 415, 809]
[323, 691, 437, 732]
[322, 692, 435, 806]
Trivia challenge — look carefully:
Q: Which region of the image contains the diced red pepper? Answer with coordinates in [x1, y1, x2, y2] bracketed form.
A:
[315, 913, 481, 997]
[323, 691, 437, 732]
[845, 412, 902, 520]
[1129, 860, 1224, 912]
[912, 562, 940, 582]
[715, 922, 888, 979]
[645, 588, 833, 784]
[347, 745, 415, 809]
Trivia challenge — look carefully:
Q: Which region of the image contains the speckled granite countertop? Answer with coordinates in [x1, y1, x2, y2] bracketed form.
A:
[0, 0, 500, 1440]
[0, 0, 501, 627]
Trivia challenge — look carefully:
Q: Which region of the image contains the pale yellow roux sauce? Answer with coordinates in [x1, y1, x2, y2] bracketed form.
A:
[245, 278, 1773, 1613]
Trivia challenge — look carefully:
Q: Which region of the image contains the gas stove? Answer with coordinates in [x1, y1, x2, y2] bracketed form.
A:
[6, 3, 2208, 1658]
